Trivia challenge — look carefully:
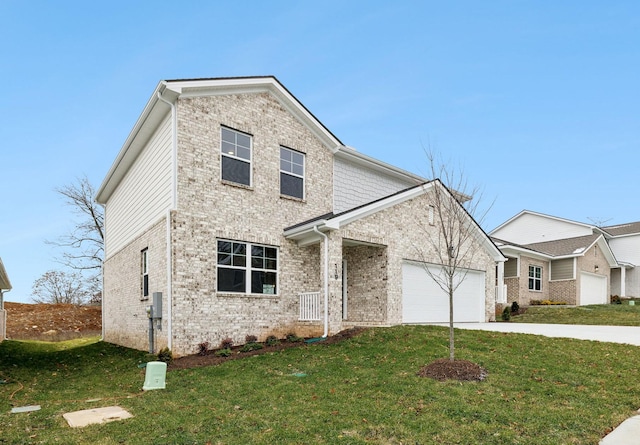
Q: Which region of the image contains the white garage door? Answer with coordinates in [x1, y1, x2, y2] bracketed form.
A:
[402, 262, 486, 323]
[580, 272, 607, 305]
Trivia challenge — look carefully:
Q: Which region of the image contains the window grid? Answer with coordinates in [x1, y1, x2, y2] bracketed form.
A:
[220, 127, 252, 186]
[528, 265, 542, 291]
[280, 147, 305, 199]
[217, 240, 278, 295]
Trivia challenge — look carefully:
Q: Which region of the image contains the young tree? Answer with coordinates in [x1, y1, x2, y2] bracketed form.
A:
[31, 270, 91, 305]
[414, 151, 492, 361]
[47, 175, 104, 302]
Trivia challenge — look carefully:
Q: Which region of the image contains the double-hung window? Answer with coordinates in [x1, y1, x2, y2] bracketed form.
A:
[217, 240, 278, 294]
[280, 147, 305, 199]
[221, 127, 252, 186]
[528, 265, 542, 291]
[141, 248, 149, 299]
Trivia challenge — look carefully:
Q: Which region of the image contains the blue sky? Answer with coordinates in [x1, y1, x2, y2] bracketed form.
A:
[1, 1, 639, 302]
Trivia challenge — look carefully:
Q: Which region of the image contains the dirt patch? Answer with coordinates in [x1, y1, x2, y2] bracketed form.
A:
[417, 358, 488, 382]
[169, 327, 365, 371]
[4, 302, 102, 341]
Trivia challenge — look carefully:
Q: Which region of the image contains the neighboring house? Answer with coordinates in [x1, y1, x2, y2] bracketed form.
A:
[96, 76, 505, 357]
[0, 257, 11, 342]
[491, 210, 632, 306]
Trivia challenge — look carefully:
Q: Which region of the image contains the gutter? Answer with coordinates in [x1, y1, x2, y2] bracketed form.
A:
[156, 89, 177, 351]
[313, 226, 329, 338]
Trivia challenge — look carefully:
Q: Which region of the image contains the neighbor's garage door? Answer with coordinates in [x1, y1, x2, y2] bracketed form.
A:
[402, 261, 486, 323]
[580, 272, 607, 305]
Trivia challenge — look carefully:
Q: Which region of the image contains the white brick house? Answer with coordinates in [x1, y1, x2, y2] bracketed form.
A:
[96, 76, 504, 357]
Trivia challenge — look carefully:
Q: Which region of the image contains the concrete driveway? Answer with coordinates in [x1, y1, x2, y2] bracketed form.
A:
[435, 323, 640, 347]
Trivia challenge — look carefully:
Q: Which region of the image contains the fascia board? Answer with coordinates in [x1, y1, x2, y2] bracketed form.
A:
[0, 257, 11, 290]
[96, 82, 177, 203]
[498, 245, 553, 261]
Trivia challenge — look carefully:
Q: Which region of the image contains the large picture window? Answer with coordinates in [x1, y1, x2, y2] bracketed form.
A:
[528, 265, 542, 291]
[280, 147, 305, 199]
[217, 240, 277, 294]
[221, 127, 252, 186]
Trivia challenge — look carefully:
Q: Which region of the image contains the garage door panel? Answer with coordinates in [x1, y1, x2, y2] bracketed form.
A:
[402, 262, 485, 323]
[580, 272, 607, 305]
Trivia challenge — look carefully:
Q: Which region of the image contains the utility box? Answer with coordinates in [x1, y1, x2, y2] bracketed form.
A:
[142, 361, 167, 391]
[152, 292, 162, 319]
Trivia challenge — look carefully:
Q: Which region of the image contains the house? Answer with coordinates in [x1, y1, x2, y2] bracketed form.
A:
[96, 76, 505, 357]
[490, 210, 630, 306]
[0, 257, 11, 342]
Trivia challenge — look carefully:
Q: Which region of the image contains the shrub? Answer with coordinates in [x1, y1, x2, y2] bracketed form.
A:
[197, 341, 209, 356]
[501, 306, 511, 321]
[220, 337, 234, 349]
[245, 334, 258, 343]
[215, 348, 232, 357]
[611, 295, 622, 304]
[286, 333, 304, 343]
[511, 301, 520, 315]
[157, 347, 173, 364]
[265, 335, 280, 346]
[240, 342, 264, 353]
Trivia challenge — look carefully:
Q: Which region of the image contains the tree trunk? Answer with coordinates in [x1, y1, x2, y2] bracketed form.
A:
[449, 275, 455, 361]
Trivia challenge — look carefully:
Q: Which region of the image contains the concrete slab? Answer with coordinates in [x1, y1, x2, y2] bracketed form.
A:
[63, 406, 133, 428]
[600, 415, 640, 445]
[11, 405, 41, 414]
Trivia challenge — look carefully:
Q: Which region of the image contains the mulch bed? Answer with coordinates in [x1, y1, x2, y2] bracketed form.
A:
[417, 358, 488, 382]
[168, 327, 365, 371]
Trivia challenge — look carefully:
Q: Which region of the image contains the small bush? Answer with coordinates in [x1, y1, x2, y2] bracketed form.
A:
[265, 335, 280, 346]
[530, 299, 567, 306]
[245, 334, 258, 343]
[157, 347, 173, 364]
[240, 342, 264, 353]
[611, 295, 622, 304]
[197, 341, 209, 356]
[220, 337, 234, 349]
[286, 333, 304, 343]
[511, 301, 520, 315]
[215, 348, 232, 357]
[501, 306, 511, 321]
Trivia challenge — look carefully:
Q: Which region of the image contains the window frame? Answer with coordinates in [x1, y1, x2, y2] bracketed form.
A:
[220, 126, 253, 187]
[141, 248, 149, 300]
[279, 146, 305, 199]
[216, 239, 278, 295]
[528, 265, 542, 291]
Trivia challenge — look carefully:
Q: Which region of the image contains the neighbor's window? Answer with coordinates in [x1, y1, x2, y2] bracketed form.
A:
[221, 127, 252, 186]
[280, 147, 305, 199]
[141, 248, 149, 299]
[217, 240, 278, 294]
[528, 265, 542, 291]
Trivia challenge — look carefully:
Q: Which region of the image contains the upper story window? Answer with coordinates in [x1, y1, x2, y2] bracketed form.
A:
[528, 265, 542, 291]
[221, 127, 252, 186]
[141, 248, 149, 299]
[280, 147, 305, 199]
[217, 240, 278, 295]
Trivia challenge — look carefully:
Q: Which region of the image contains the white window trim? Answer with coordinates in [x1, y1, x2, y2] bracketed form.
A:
[141, 248, 149, 300]
[216, 239, 279, 295]
[220, 126, 253, 187]
[280, 146, 305, 199]
[528, 265, 542, 292]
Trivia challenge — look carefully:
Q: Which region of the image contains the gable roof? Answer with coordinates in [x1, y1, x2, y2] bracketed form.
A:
[97, 76, 344, 204]
[490, 210, 595, 235]
[285, 180, 505, 261]
[601, 221, 640, 237]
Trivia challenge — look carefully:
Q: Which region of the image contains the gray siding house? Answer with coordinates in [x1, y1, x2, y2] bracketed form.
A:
[96, 76, 504, 357]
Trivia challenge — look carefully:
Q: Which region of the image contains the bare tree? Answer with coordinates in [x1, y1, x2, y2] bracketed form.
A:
[31, 270, 91, 305]
[47, 175, 104, 302]
[414, 151, 492, 361]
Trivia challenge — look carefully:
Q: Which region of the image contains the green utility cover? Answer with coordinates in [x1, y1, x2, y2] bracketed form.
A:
[142, 361, 167, 391]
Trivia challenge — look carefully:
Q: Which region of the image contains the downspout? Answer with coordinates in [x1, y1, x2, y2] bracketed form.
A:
[313, 225, 329, 338]
[157, 90, 177, 351]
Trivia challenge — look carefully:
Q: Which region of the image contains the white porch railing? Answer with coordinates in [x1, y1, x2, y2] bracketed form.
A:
[299, 291, 321, 321]
[496, 284, 507, 304]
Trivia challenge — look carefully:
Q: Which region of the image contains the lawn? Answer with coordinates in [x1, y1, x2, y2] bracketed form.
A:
[2, 326, 640, 444]
[511, 303, 640, 326]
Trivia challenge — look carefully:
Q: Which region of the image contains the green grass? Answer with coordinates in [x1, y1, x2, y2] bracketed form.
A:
[512, 303, 640, 326]
[2, 326, 640, 444]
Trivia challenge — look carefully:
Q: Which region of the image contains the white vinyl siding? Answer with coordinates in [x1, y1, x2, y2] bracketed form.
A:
[491, 213, 593, 245]
[551, 258, 575, 280]
[104, 115, 173, 258]
[334, 157, 416, 213]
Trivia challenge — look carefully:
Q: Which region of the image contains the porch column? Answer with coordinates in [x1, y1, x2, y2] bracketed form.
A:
[497, 261, 505, 304]
[620, 267, 626, 298]
[322, 231, 343, 336]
